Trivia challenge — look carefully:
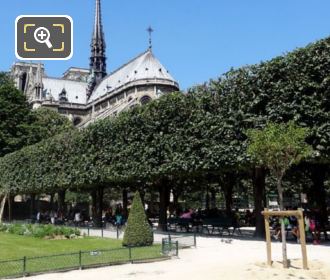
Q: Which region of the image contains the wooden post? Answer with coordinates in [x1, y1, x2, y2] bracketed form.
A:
[298, 210, 308, 270]
[262, 209, 308, 270]
[264, 208, 272, 266]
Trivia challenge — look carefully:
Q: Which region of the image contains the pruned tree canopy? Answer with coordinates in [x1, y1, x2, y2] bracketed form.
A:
[0, 36, 329, 195]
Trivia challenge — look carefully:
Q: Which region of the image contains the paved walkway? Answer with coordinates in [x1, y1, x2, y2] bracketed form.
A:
[16, 234, 330, 280]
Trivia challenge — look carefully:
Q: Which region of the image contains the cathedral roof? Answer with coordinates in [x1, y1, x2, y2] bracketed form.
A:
[43, 77, 88, 104]
[89, 49, 178, 102]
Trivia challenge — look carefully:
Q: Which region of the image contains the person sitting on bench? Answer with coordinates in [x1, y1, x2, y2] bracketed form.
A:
[180, 209, 193, 219]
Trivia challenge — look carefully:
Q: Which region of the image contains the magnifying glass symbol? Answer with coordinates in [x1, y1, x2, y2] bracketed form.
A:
[34, 27, 53, 49]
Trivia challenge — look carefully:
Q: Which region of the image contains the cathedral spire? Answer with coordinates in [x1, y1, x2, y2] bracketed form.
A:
[90, 0, 107, 86]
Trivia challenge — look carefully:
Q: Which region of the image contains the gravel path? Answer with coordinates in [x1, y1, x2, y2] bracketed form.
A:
[16, 233, 330, 280]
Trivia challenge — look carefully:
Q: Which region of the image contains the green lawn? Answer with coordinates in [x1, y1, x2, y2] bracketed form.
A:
[0, 233, 123, 260]
[0, 233, 163, 278]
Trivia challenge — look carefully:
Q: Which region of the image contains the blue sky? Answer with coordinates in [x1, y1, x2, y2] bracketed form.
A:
[1, 0, 330, 89]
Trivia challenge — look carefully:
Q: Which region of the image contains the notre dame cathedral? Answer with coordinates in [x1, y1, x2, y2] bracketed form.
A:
[11, 0, 179, 127]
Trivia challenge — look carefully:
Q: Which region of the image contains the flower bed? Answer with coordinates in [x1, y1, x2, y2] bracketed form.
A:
[0, 223, 80, 239]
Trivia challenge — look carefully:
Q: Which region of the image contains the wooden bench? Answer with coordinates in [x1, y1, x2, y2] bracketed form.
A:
[167, 218, 193, 232]
[177, 218, 193, 232]
[202, 217, 241, 236]
[167, 218, 178, 231]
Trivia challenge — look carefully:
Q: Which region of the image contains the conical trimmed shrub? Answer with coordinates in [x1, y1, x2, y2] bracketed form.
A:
[123, 191, 153, 247]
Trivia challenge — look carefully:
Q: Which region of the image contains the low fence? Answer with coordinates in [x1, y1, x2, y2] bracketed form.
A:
[167, 233, 197, 248]
[82, 225, 125, 239]
[79, 226, 197, 249]
[0, 242, 178, 279]
[80, 227, 197, 249]
[162, 238, 179, 257]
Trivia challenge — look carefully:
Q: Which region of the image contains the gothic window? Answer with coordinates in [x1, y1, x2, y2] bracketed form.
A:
[140, 95, 152, 105]
[73, 117, 82, 126]
[19, 72, 27, 92]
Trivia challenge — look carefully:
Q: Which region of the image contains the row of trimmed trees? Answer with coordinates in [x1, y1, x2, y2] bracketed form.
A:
[0, 37, 329, 235]
[0, 73, 74, 222]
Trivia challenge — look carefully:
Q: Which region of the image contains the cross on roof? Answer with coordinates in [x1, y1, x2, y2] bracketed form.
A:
[147, 26, 154, 49]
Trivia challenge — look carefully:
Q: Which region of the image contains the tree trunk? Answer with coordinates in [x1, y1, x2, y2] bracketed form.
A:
[0, 194, 7, 223]
[158, 180, 169, 231]
[210, 189, 217, 209]
[91, 190, 97, 221]
[253, 167, 266, 238]
[277, 176, 288, 268]
[140, 189, 146, 207]
[122, 189, 128, 219]
[173, 190, 180, 216]
[149, 188, 157, 216]
[36, 195, 40, 213]
[92, 186, 104, 228]
[7, 195, 13, 222]
[222, 173, 235, 216]
[30, 194, 36, 220]
[310, 164, 328, 240]
[57, 190, 66, 215]
[205, 187, 210, 210]
[50, 193, 54, 211]
[224, 187, 233, 216]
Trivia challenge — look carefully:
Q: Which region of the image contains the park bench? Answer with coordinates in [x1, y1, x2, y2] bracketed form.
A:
[177, 218, 193, 232]
[167, 218, 193, 232]
[202, 217, 241, 236]
[167, 218, 178, 231]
